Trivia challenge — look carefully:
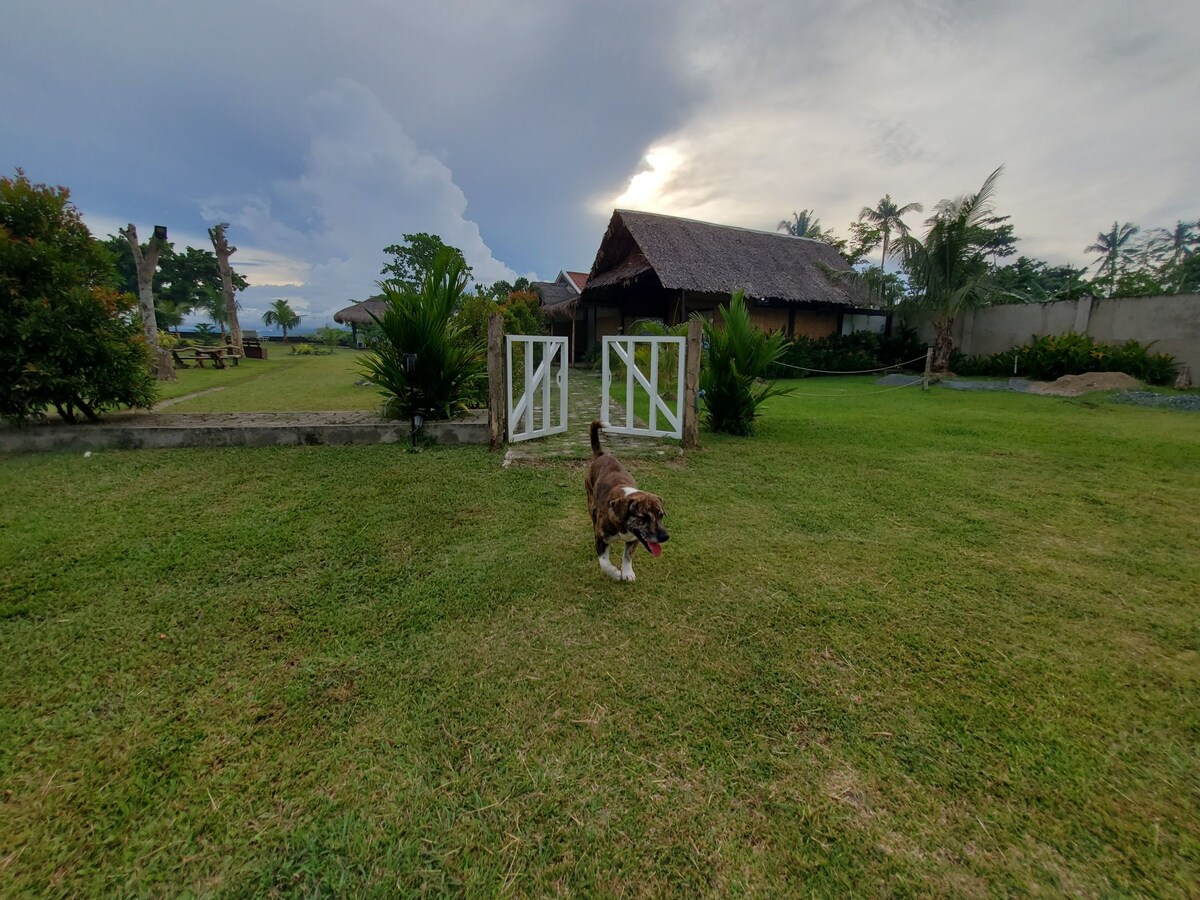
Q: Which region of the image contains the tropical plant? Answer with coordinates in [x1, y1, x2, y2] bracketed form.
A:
[1147, 220, 1199, 292]
[952, 333, 1177, 385]
[192, 323, 219, 346]
[777, 209, 829, 239]
[153, 297, 188, 332]
[0, 170, 156, 424]
[858, 195, 924, 269]
[359, 247, 486, 420]
[1086, 222, 1140, 298]
[699, 291, 793, 435]
[312, 325, 349, 350]
[898, 166, 1006, 371]
[262, 299, 301, 343]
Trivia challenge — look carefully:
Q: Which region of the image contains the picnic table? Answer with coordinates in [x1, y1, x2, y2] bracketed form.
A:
[171, 346, 241, 369]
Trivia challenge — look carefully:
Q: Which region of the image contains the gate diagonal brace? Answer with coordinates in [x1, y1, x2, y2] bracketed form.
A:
[608, 340, 680, 430]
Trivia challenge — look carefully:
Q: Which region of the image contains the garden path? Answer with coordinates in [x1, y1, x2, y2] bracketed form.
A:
[501, 367, 683, 466]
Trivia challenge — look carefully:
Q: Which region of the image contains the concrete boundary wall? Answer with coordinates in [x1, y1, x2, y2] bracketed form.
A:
[919, 294, 1200, 374]
[0, 416, 488, 453]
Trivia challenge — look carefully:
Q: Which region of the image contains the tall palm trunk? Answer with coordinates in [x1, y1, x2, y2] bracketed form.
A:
[932, 319, 955, 372]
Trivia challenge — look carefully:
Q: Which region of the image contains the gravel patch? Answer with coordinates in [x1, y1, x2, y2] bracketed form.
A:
[939, 378, 1032, 392]
[1109, 391, 1200, 412]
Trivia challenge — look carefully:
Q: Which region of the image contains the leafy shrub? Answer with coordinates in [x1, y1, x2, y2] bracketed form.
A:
[0, 170, 155, 424]
[767, 325, 926, 378]
[359, 248, 486, 420]
[500, 291, 547, 336]
[701, 291, 792, 435]
[157, 329, 180, 349]
[290, 342, 317, 355]
[454, 290, 500, 349]
[953, 332, 1178, 385]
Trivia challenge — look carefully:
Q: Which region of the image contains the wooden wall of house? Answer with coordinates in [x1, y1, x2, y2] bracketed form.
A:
[750, 307, 791, 334]
[791, 309, 839, 339]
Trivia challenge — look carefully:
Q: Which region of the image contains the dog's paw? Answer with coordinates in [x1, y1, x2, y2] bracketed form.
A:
[621, 569, 637, 583]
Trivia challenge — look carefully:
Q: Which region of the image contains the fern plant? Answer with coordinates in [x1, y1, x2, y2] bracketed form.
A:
[700, 291, 792, 435]
[359, 248, 486, 420]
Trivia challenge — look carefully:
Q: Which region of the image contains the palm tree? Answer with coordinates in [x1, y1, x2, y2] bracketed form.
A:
[1086, 222, 1139, 298]
[1148, 220, 1198, 292]
[777, 210, 826, 239]
[858, 194, 924, 269]
[262, 299, 302, 343]
[153, 298, 188, 333]
[199, 283, 241, 339]
[898, 166, 1005, 372]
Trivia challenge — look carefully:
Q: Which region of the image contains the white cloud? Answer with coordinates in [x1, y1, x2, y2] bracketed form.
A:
[598, 0, 1200, 268]
[200, 78, 518, 322]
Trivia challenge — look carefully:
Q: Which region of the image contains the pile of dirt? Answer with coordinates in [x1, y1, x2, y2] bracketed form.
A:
[1027, 372, 1142, 396]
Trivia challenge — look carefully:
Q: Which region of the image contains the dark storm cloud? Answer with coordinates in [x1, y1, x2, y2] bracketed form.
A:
[2, 0, 1196, 321]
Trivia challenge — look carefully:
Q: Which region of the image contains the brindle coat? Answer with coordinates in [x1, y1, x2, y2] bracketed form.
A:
[584, 420, 669, 582]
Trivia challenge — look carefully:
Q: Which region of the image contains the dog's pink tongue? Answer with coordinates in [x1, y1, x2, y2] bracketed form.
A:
[648, 542, 663, 558]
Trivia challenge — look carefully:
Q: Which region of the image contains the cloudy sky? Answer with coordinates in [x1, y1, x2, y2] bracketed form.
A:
[3, 0, 1196, 329]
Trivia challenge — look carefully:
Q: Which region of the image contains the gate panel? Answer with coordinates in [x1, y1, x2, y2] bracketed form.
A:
[506, 335, 568, 442]
[601, 335, 686, 439]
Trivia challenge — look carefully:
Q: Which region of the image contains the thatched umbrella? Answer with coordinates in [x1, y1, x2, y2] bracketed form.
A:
[333, 300, 387, 347]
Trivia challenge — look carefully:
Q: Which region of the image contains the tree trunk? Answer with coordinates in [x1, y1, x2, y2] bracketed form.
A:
[119, 224, 176, 381]
[209, 224, 243, 356]
[932, 319, 956, 373]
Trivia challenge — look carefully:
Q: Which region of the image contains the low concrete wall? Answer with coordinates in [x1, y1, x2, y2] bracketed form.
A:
[919, 293, 1200, 374]
[0, 413, 489, 453]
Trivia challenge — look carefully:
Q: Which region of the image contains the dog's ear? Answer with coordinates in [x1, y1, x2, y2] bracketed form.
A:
[608, 496, 630, 524]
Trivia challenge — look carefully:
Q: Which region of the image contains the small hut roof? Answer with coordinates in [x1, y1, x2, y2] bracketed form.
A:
[583, 210, 870, 307]
[532, 280, 579, 321]
[564, 271, 589, 292]
[333, 299, 387, 325]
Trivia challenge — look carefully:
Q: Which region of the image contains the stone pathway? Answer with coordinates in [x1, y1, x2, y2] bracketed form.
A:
[502, 367, 682, 466]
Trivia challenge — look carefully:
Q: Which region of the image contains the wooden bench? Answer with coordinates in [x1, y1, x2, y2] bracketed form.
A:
[238, 331, 267, 360]
[172, 347, 240, 369]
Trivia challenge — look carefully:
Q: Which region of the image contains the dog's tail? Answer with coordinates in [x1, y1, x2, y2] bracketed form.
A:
[590, 419, 606, 458]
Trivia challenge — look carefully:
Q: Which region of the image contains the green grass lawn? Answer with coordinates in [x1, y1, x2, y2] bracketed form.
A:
[2, 382, 1198, 894]
[156, 349, 381, 412]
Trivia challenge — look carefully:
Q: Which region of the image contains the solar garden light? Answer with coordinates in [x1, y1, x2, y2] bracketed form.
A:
[404, 353, 420, 449]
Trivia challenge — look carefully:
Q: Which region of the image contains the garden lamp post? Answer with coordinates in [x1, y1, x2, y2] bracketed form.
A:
[404, 353, 420, 449]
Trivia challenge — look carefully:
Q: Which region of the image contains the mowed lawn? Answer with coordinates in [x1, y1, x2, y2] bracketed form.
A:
[1, 383, 1198, 895]
[156, 349, 381, 412]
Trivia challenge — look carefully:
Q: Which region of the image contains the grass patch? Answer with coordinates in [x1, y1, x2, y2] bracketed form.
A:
[2, 380, 1198, 893]
[156, 350, 379, 412]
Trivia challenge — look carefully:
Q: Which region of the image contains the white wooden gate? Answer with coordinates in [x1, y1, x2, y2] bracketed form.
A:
[506, 335, 568, 442]
[601, 335, 686, 439]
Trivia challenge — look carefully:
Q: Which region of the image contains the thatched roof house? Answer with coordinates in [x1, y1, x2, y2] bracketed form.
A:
[579, 210, 881, 342]
[333, 299, 387, 347]
[531, 270, 590, 361]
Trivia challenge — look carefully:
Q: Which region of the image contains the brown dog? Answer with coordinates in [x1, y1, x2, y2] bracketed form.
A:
[584, 420, 669, 582]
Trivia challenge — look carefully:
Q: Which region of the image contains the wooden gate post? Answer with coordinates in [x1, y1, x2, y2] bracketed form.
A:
[487, 313, 506, 450]
[682, 318, 702, 450]
[922, 347, 933, 392]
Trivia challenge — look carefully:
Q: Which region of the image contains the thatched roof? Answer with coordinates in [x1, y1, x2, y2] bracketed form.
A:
[333, 299, 387, 325]
[531, 280, 579, 320]
[582, 209, 870, 307]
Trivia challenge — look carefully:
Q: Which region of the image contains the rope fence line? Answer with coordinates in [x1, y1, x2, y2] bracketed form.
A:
[778, 377, 925, 399]
[772, 352, 930, 375]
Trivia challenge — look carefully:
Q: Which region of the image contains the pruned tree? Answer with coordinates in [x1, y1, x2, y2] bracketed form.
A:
[118, 222, 175, 380]
[208, 223, 243, 354]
